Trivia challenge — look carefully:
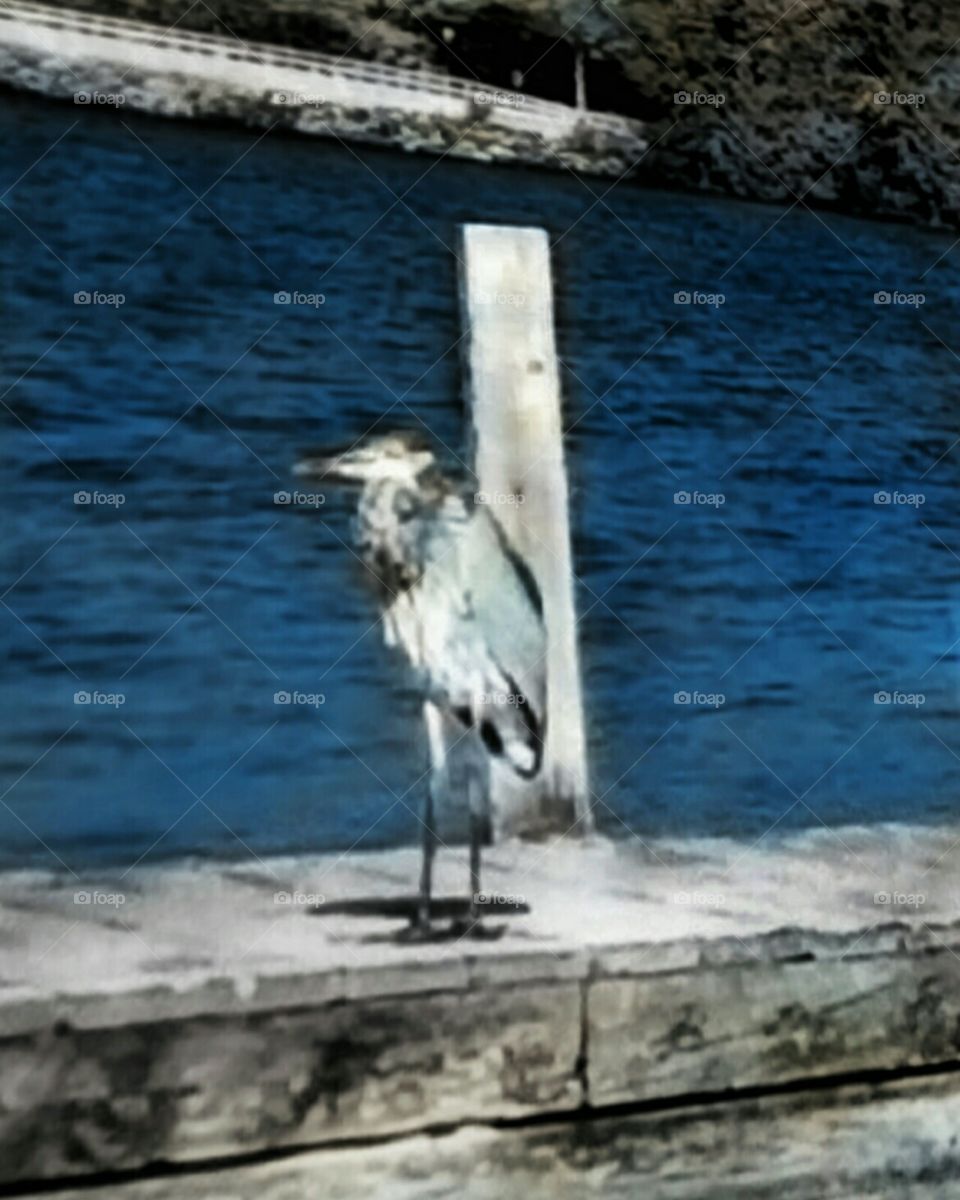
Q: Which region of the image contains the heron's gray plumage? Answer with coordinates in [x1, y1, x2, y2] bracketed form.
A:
[296, 432, 547, 780]
[356, 465, 546, 779]
[295, 430, 545, 933]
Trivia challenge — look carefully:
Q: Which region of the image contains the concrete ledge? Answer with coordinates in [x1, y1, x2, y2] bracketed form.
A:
[16, 1073, 960, 1198]
[590, 949, 960, 1105]
[1, 823, 959, 1183]
[1, 982, 582, 1180]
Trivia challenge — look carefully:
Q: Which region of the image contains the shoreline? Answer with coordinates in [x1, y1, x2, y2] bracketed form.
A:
[0, 1, 647, 178]
[3, 0, 956, 229]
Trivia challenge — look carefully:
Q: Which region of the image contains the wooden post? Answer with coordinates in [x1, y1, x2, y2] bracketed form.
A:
[458, 224, 591, 839]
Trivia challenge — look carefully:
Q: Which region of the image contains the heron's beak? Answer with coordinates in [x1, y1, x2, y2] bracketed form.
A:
[293, 453, 335, 480]
[293, 448, 371, 484]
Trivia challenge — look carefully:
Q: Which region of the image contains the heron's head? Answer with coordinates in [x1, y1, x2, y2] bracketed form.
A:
[294, 431, 437, 487]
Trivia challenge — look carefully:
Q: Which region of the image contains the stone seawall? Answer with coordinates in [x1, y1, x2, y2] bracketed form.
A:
[16, 1076, 960, 1198]
[2, 825, 960, 1186]
[7, 920, 960, 1183]
[32, 0, 960, 228]
[0, 2, 647, 178]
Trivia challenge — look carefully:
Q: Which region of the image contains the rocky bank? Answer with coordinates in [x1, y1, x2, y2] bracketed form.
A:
[44, 0, 960, 228]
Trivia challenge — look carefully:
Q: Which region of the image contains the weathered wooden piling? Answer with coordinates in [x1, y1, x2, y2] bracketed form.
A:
[458, 224, 591, 838]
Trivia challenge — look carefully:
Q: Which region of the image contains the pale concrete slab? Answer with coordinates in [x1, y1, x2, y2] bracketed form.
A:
[2, 824, 958, 1183]
[1, 820, 956, 1035]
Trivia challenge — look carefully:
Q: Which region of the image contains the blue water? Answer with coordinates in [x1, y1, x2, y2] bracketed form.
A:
[2, 91, 959, 870]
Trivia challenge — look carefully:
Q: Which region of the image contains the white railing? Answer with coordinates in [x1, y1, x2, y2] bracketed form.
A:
[3, 0, 640, 134]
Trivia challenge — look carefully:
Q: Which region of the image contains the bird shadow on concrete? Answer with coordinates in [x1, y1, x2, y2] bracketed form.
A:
[309, 895, 530, 942]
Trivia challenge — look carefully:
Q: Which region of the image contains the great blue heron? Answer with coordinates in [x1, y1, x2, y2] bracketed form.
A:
[295, 431, 545, 935]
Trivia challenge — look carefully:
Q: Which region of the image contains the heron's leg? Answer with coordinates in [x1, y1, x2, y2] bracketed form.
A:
[417, 701, 444, 929]
[417, 781, 435, 930]
[467, 766, 483, 923]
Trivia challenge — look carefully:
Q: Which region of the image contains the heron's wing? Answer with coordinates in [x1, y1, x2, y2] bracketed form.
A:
[457, 507, 546, 699]
[385, 505, 547, 777]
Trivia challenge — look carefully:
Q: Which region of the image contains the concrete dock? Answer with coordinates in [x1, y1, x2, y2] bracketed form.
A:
[2, 821, 960, 1191]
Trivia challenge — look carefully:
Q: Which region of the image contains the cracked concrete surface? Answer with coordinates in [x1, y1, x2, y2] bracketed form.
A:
[2, 820, 958, 1032]
[1, 823, 958, 1184]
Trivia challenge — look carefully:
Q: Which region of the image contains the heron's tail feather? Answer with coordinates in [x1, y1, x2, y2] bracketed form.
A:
[473, 671, 545, 780]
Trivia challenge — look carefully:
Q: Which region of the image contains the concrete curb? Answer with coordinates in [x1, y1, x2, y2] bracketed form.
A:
[1, 823, 958, 1183]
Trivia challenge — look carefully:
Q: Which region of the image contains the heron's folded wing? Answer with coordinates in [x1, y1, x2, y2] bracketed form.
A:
[413, 508, 546, 736]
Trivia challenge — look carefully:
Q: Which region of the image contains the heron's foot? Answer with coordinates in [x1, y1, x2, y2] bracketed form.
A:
[395, 918, 439, 944]
[447, 917, 507, 940]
